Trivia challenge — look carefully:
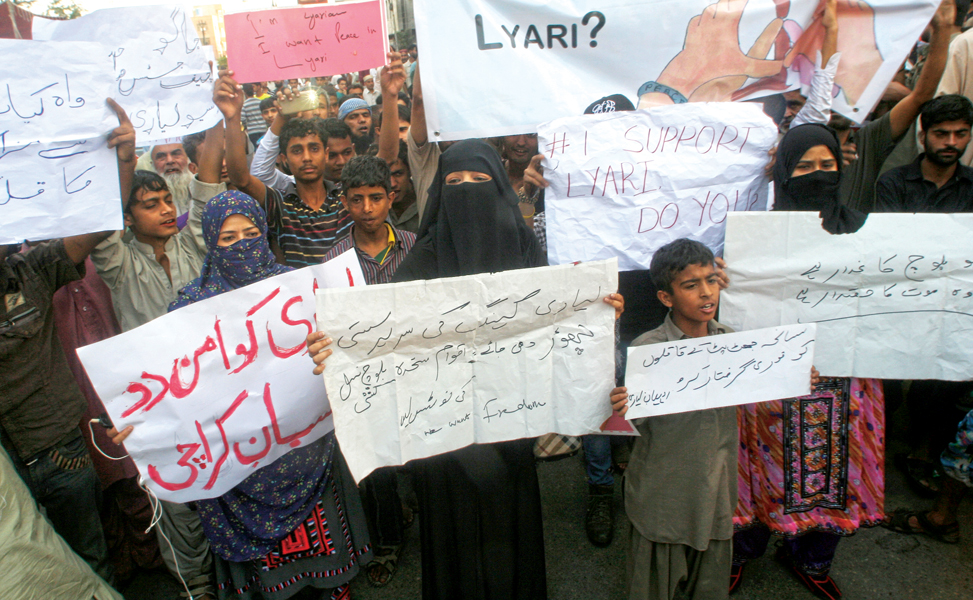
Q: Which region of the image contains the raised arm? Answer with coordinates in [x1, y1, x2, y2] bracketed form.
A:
[196, 121, 225, 184]
[214, 69, 267, 204]
[791, 0, 840, 128]
[410, 62, 428, 146]
[63, 98, 133, 264]
[377, 52, 407, 164]
[888, 0, 955, 138]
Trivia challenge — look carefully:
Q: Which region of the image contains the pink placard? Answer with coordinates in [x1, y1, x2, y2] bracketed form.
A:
[226, 1, 387, 83]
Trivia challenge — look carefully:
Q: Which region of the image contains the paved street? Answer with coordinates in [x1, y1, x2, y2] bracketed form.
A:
[124, 406, 973, 599]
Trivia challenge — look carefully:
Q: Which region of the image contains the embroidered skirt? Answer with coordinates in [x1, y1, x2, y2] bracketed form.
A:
[213, 452, 372, 600]
[734, 377, 885, 537]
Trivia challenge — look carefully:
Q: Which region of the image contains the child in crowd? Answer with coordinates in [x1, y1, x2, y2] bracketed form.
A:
[610, 238, 739, 600]
[321, 155, 417, 587]
[611, 238, 820, 600]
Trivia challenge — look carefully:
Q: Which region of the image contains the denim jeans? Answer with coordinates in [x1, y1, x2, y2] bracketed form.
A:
[583, 435, 614, 487]
[4, 432, 113, 584]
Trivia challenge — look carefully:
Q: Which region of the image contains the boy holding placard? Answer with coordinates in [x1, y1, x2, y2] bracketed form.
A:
[609, 239, 736, 600]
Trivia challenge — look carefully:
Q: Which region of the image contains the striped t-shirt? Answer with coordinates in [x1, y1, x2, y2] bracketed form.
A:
[322, 223, 416, 284]
[265, 186, 353, 268]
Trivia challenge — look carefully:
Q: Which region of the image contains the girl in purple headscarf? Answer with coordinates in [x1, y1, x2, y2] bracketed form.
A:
[170, 191, 372, 600]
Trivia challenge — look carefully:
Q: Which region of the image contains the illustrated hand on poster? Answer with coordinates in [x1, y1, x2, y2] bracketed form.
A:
[639, 0, 785, 107]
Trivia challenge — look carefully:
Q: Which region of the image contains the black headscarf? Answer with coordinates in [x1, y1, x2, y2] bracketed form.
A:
[393, 139, 545, 281]
[773, 123, 867, 234]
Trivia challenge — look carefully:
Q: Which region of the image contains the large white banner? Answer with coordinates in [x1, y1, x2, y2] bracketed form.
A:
[77, 252, 365, 503]
[33, 6, 220, 144]
[540, 102, 776, 270]
[721, 212, 973, 380]
[316, 259, 618, 482]
[625, 324, 815, 419]
[414, 0, 938, 140]
[0, 39, 121, 244]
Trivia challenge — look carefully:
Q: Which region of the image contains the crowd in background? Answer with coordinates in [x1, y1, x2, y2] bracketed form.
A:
[4, 1, 973, 600]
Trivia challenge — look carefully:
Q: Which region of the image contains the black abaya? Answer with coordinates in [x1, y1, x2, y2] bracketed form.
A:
[392, 140, 548, 600]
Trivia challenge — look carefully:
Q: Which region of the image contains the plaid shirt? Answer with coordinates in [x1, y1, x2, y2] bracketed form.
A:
[322, 223, 416, 285]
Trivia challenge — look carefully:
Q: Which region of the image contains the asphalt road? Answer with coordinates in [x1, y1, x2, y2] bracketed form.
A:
[122, 406, 973, 600]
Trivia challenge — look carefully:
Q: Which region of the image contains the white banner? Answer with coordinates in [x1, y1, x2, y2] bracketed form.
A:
[540, 102, 776, 270]
[316, 259, 618, 482]
[721, 212, 973, 381]
[414, 0, 938, 140]
[77, 251, 365, 503]
[0, 39, 121, 244]
[625, 324, 815, 419]
[33, 6, 220, 144]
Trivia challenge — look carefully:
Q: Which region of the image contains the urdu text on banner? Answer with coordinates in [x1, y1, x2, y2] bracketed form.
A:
[77, 252, 365, 503]
[32, 6, 220, 144]
[413, 0, 938, 140]
[315, 259, 619, 483]
[539, 102, 776, 270]
[721, 212, 973, 381]
[625, 324, 816, 420]
[0, 39, 121, 244]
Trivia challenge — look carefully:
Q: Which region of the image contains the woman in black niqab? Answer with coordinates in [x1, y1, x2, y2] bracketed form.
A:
[392, 139, 548, 600]
[772, 123, 867, 234]
[392, 139, 546, 282]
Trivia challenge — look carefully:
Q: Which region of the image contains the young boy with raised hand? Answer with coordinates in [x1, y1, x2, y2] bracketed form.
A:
[610, 238, 737, 600]
[612, 239, 818, 600]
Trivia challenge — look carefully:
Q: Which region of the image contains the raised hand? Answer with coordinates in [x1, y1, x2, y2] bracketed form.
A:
[106, 98, 136, 163]
[213, 69, 244, 120]
[380, 51, 407, 97]
[645, 0, 783, 106]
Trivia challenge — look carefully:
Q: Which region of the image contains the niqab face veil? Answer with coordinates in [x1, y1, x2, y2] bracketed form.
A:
[411, 139, 544, 278]
[773, 123, 867, 235]
[170, 190, 291, 310]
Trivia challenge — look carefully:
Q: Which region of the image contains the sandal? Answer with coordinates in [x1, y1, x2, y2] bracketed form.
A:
[366, 545, 402, 587]
[729, 563, 744, 595]
[884, 510, 960, 544]
[775, 545, 842, 600]
[895, 454, 941, 497]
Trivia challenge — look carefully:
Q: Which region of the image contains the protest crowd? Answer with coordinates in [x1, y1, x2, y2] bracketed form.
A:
[3, 0, 973, 599]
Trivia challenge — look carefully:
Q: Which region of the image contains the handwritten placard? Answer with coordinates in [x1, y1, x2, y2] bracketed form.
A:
[625, 324, 815, 419]
[414, 0, 938, 140]
[225, 1, 388, 83]
[722, 212, 973, 381]
[0, 39, 121, 244]
[77, 251, 365, 503]
[33, 6, 220, 144]
[316, 259, 618, 482]
[539, 102, 776, 271]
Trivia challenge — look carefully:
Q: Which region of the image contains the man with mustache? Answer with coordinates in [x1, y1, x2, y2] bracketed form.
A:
[876, 94, 973, 212]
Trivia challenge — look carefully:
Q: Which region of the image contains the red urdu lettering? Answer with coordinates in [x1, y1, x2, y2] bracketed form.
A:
[247, 287, 281, 317]
[147, 442, 201, 491]
[213, 317, 232, 370]
[262, 382, 330, 448]
[233, 427, 272, 465]
[170, 337, 218, 399]
[203, 389, 250, 490]
[230, 320, 259, 375]
[268, 296, 312, 359]
[120, 372, 170, 418]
